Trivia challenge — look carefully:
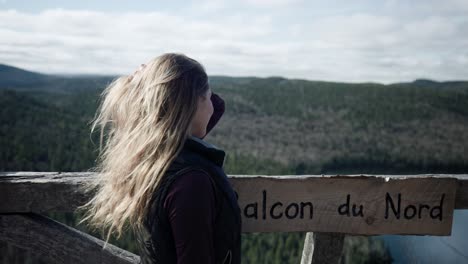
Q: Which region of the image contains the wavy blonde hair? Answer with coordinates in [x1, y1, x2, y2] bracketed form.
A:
[77, 53, 210, 248]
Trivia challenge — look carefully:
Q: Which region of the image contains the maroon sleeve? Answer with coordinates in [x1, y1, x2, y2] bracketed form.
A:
[203, 92, 225, 138]
[163, 170, 216, 264]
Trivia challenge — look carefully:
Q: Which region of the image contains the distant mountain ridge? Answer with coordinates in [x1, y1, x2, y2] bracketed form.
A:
[0, 64, 54, 88]
[1, 63, 467, 92]
[0, 64, 115, 93]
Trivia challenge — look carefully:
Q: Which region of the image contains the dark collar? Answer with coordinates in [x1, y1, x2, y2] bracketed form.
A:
[184, 136, 226, 167]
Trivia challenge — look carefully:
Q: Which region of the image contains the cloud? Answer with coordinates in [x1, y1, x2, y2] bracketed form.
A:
[0, 5, 467, 83]
[288, 12, 468, 82]
[242, 0, 304, 8]
[0, 9, 274, 73]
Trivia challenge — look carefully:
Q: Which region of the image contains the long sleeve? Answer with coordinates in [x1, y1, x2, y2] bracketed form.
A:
[163, 169, 217, 264]
[204, 92, 225, 138]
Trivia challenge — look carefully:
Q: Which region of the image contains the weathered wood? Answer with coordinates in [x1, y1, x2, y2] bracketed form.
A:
[0, 213, 139, 264]
[231, 175, 457, 235]
[0, 172, 91, 213]
[300, 232, 314, 264]
[311, 233, 344, 264]
[1, 172, 467, 235]
[231, 174, 468, 210]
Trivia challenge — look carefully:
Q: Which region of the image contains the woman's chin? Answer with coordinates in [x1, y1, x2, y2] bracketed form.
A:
[190, 131, 205, 139]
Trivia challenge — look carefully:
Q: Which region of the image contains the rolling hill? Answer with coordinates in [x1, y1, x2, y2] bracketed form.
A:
[1, 64, 467, 263]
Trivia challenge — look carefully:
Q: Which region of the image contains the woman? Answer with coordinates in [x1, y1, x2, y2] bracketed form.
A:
[77, 53, 242, 264]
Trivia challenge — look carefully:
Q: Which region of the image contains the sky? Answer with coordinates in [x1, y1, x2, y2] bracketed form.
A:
[0, 0, 467, 83]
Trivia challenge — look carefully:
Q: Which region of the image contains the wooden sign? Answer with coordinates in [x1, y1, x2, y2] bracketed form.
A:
[229, 175, 457, 235]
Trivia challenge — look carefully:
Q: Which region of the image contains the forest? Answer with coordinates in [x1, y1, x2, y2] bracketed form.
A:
[2, 64, 467, 263]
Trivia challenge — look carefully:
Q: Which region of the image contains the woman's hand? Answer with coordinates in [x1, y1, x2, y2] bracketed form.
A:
[203, 93, 225, 139]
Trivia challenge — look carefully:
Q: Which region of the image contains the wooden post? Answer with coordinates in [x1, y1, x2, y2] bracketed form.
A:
[301, 232, 345, 264]
[300, 232, 314, 264]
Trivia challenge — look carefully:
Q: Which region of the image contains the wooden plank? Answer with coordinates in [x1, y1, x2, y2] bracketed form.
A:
[230, 175, 458, 235]
[1, 172, 466, 235]
[300, 232, 314, 264]
[0, 172, 90, 213]
[231, 174, 468, 210]
[0, 213, 139, 264]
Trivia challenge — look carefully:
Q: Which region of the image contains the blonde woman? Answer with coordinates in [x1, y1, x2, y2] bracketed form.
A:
[78, 53, 241, 264]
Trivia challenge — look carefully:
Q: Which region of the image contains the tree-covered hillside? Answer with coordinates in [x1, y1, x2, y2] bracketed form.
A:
[2, 65, 467, 263]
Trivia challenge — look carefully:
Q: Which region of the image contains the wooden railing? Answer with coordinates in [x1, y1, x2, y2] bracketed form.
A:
[1, 172, 467, 264]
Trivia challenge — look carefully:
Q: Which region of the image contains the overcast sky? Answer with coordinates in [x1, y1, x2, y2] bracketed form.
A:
[1, 0, 467, 83]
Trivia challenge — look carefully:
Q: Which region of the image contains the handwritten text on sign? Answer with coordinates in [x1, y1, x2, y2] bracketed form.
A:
[229, 176, 457, 235]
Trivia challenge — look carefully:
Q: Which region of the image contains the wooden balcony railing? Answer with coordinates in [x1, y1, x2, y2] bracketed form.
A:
[1, 172, 467, 263]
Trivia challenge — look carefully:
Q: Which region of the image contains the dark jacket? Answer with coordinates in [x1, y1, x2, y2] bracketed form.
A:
[136, 93, 242, 264]
[136, 137, 242, 264]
